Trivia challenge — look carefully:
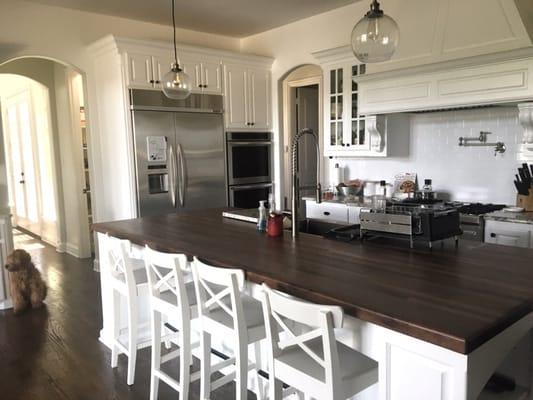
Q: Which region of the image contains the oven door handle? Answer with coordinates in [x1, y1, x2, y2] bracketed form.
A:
[228, 141, 272, 146]
[229, 183, 273, 191]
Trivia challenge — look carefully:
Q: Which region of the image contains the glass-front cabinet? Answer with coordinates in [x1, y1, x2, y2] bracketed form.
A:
[324, 62, 379, 156]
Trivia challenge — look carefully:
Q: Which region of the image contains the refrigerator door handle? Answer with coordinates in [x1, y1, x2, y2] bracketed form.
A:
[168, 144, 178, 207]
[177, 143, 186, 207]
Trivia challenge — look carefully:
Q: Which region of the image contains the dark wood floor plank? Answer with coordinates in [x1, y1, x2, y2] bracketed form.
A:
[0, 230, 254, 399]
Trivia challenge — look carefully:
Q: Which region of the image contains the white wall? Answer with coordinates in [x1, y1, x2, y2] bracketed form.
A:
[336, 107, 522, 205]
[53, 65, 90, 257]
[0, 0, 240, 69]
[240, 0, 533, 206]
[0, 115, 8, 215]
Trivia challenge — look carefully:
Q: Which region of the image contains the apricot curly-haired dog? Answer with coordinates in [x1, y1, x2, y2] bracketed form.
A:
[5, 249, 47, 314]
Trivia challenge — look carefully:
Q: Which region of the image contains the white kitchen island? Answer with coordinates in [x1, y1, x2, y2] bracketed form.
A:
[93, 210, 533, 400]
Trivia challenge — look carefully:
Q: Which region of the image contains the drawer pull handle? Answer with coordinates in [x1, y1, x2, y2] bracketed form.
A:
[323, 211, 330, 216]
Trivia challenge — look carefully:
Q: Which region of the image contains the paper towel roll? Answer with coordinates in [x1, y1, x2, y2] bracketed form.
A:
[330, 163, 344, 187]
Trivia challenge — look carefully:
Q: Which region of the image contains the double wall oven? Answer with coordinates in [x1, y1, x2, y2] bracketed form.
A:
[227, 132, 272, 208]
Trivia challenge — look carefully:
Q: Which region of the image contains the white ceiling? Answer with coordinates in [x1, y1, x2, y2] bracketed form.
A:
[23, 0, 360, 37]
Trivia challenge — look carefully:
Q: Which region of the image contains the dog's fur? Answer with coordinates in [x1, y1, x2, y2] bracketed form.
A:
[5, 249, 47, 314]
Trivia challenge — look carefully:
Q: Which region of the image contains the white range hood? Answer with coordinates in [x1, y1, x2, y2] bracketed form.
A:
[356, 47, 533, 115]
[311, 0, 533, 116]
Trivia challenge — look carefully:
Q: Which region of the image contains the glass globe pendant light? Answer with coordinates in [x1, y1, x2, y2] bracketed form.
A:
[161, 0, 192, 99]
[351, 0, 399, 63]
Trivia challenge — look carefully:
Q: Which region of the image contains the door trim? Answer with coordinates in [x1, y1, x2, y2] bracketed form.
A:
[282, 75, 323, 210]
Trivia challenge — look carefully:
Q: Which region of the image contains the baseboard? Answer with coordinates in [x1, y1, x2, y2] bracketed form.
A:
[0, 298, 13, 310]
[56, 242, 66, 253]
[40, 236, 58, 249]
[66, 243, 80, 258]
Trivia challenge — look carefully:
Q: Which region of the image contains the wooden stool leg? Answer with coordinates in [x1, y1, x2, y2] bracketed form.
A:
[111, 289, 120, 368]
[126, 295, 138, 386]
[150, 310, 161, 400]
[200, 331, 212, 400]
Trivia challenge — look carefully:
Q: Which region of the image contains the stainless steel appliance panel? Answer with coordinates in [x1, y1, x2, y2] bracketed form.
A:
[175, 112, 226, 211]
[132, 110, 177, 217]
[227, 132, 272, 185]
[229, 183, 272, 209]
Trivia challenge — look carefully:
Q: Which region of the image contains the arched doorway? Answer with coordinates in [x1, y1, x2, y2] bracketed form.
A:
[0, 57, 94, 259]
[279, 64, 323, 210]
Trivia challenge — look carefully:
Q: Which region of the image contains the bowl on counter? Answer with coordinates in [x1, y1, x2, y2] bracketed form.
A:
[337, 185, 364, 198]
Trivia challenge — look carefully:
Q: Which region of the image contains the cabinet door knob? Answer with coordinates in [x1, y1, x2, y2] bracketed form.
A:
[323, 211, 331, 216]
[490, 233, 496, 238]
[251, 122, 255, 126]
[149, 79, 154, 84]
[155, 80, 160, 84]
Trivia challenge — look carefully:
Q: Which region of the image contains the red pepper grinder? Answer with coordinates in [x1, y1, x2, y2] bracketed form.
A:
[267, 213, 283, 237]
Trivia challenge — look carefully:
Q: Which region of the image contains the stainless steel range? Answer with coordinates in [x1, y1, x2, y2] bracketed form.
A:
[451, 203, 506, 242]
[360, 202, 462, 248]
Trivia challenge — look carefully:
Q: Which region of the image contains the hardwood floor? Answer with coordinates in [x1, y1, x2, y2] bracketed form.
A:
[0, 231, 255, 399]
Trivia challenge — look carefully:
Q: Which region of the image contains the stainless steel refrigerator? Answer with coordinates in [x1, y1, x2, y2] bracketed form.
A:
[130, 90, 227, 217]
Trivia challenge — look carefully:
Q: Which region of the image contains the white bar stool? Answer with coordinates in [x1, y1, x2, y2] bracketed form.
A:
[144, 246, 200, 400]
[192, 257, 265, 400]
[105, 234, 152, 385]
[261, 284, 378, 400]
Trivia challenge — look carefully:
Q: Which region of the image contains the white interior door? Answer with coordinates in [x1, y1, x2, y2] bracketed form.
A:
[4, 92, 41, 234]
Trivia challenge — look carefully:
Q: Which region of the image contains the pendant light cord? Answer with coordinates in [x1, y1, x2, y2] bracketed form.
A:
[171, 0, 178, 67]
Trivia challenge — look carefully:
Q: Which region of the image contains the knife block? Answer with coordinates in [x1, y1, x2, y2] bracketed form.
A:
[517, 191, 533, 211]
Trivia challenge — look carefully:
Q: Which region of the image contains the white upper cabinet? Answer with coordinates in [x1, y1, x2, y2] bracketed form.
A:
[126, 52, 173, 90]
[248, 67, 270, 130]
[180, 57, 223, 94]
[224, 64, 249, 129]
[201, 61, 223, 95]
[318, 59, 409, 158]
[224, 64, 271, 130]
[151, 54, 173, 89]
[125, 52, 154, 89]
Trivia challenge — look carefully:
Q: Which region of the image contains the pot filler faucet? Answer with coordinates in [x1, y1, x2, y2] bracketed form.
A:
[291, 128, 322, 238]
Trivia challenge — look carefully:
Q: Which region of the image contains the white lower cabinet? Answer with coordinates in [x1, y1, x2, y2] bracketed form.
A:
[306, 201, 348, 223]
[306, 200, 364, 225]
[484, 220, 532, 248]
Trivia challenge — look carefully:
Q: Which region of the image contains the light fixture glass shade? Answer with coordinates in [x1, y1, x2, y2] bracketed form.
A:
[161, 64, 192, 100]
[351, 12, 399, 63]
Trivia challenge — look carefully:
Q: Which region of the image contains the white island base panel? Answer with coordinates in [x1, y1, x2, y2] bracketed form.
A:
[97, 233, 533, 400]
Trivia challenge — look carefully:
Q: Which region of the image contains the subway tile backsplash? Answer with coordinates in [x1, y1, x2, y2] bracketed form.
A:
[336, 107, 522, 205]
